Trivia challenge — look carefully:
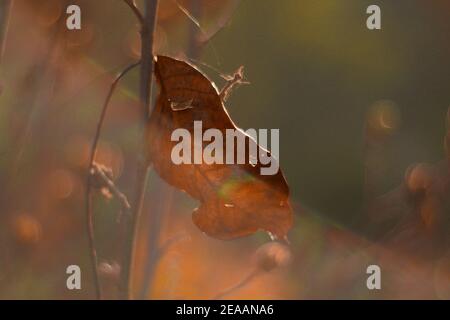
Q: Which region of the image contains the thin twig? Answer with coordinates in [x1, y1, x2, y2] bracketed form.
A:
[196, 0, 241, 46]
[91, 162, 131, 210]
[185, 0, 201, 58]
[0, 0, 12, 65]
[445, 107, 450, 163]
[173, 0, 221, 66]
[120, 0, 159, 300]
[213, 269, 260, 300]
[85, 61, 140, 299]
[122, 0, 144, 24]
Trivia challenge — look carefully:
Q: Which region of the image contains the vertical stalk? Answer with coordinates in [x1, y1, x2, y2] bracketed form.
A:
[445, 108, 450, 165]
[140, 2, 203, 298]
[186, 0, 201, 58]
[86, 61, 141, 300]
[120, 0, 158, 300]
[140, 183, 173, 298]
[0, 0, 12, 65]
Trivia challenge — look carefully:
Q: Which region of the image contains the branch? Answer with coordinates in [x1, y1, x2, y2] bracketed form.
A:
[174, 0, 241, 62]
[122, 0, 144, 24]
[213, 241, 291, 299]
[196, 0, 241, 46]
[120, 0, 159, 300]
[90, 162, 131, 210]
[85, 61, 140, 300]
[213, 269, 260, 300]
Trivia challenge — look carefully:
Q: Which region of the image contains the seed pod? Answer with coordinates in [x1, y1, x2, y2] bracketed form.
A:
[253, 241, 291, 272]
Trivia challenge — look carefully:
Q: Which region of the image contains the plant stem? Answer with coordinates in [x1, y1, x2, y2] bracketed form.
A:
[213, 269, 260, 300]
[119, 0, 158, 300]
[0, 0, 12, 65]
[139, 1, 158, 119]
[140, 1, 204, 298]
[86, 61, 140, 299]
[186, 0, 201, 58]
[140, 183, 174, 298]
[123, 0, 144, 24]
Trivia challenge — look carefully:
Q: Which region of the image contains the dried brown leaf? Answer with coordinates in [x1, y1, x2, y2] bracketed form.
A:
[146, 56, 293, 240]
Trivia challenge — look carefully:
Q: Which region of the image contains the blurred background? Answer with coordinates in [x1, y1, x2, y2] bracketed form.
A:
[0, 0, 449, 299]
